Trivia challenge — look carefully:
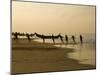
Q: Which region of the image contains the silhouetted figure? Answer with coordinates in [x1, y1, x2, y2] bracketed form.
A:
[65, 35, 68, 43]
[26, 33, 31, 42]
[72, 35, 75, 43]
[42, 34, 45, 43]
[80, 35, 83, 44]
[14, 32, 18, 40]
[52, 34, 55, 44]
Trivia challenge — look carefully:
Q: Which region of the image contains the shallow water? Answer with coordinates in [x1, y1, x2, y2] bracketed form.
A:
[54, 43, 96, 66]
[34, 33, 96, 66]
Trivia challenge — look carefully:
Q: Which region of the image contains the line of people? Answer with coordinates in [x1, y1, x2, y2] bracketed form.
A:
[12, 32, 83, 44]
[65, 35, 83, 44]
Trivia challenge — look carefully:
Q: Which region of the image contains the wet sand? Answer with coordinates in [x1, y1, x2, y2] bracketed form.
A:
[12, 40, 95, 74]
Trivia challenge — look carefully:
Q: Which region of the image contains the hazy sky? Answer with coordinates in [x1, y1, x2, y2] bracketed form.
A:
[12, 1, 95, 34]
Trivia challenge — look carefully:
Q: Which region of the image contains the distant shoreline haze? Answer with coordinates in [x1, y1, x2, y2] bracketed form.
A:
[12, 1, 95, 34]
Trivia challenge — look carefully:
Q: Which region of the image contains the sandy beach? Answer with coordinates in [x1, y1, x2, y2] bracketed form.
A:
[12, 39, 96, 74]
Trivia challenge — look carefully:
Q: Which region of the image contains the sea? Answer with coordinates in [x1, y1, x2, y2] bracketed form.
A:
[34, 33, 96, 66]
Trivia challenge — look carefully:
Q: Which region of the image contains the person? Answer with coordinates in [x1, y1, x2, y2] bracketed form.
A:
[65, 35, 68, 43]
[42, 34, 45, 43]
[72, 35, 75, 43]
[26, 33, 31, 42]
[80, 35, 83, 44]
[14, 32, 18, 40]
[52, 34, 55, 44]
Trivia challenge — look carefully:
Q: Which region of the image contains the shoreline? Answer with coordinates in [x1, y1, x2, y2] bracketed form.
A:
[12, 40, 96, 74]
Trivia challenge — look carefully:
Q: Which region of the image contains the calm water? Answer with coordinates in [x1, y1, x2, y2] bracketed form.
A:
[35, 33, 96, 66]
[57, 43, 95, 66]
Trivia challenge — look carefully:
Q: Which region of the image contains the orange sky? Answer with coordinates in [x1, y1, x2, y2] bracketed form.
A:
[12, 1, 96, 34]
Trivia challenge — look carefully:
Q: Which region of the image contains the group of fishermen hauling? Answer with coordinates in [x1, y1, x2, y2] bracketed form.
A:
[12, 32, 83, 44]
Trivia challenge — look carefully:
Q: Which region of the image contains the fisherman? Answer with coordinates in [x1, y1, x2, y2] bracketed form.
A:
[52, 34, 55, 44]
[14, 32, 18, 40]
[72, 35, 75, 43]
[42, 34, 45, 43]
[65, 35, 68, 43]
[26, 33, 31, 42]
[80, 35, 83, 44]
